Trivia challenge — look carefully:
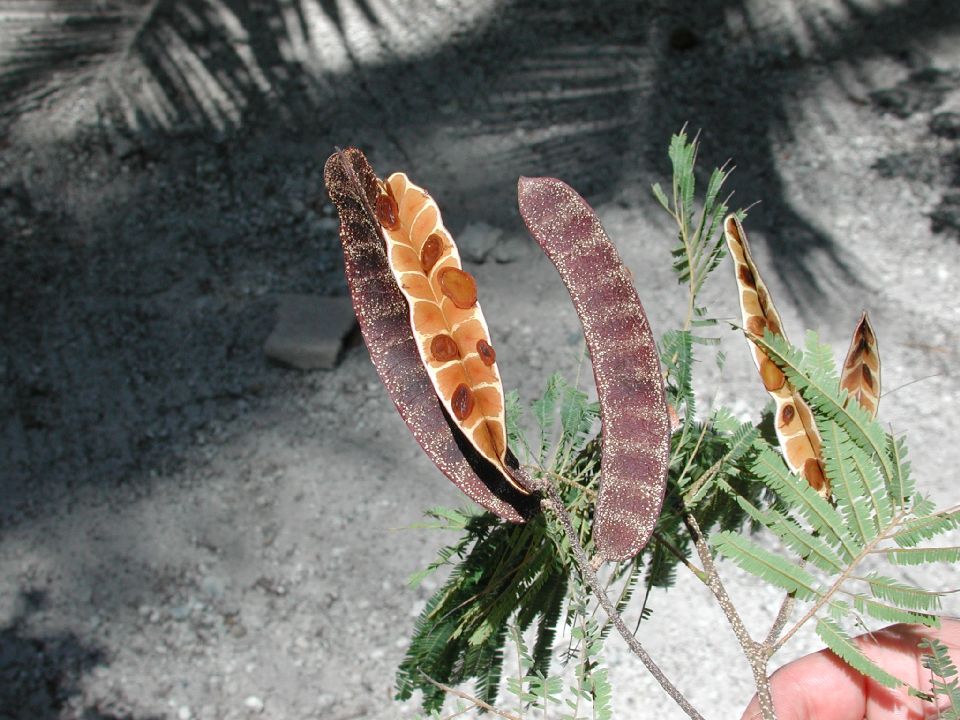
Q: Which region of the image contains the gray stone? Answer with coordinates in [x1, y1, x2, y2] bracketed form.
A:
[264, 295, 356, 370]
[456, 221, 502, 263]
[491, 234, 527, 264]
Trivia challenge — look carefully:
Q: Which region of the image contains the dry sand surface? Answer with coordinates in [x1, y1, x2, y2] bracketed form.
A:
[2, 0, 959, 718]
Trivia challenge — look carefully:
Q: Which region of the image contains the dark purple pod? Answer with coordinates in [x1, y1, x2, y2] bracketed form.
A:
[518, 176, 670, 560]
[324, 148, 535, 522]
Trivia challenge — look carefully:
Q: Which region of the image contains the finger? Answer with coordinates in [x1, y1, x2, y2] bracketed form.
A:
[739, 648, 866, 720]
[740, 620, 960, 720]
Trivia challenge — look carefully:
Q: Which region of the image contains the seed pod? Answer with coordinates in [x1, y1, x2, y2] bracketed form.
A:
[379, 171, 526, 495]
[324, 148, 534, 521]
[840, 311, 881, 418]
[723, 215, 829, 497]
[518, 176, 671, 562]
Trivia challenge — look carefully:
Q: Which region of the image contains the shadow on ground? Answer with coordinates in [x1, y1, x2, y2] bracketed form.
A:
[1, 0, 958, 601]
[0, 590, 159, 720]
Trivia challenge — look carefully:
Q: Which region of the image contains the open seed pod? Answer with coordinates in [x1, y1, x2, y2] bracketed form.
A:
[723, 215, 828, 497]
[518, 176, 671, 562]
[324, 148, 535, 522]
[840, 311, 881, 419]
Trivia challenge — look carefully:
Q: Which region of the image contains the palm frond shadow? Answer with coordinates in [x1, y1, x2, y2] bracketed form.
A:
[0, 0, 958, 682]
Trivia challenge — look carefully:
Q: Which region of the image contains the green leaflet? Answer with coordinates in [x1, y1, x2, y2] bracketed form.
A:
[717, 478, 844, 573]
[815, 618, 902, 689]
[849, 594, 939, 627]
[532, 372, 564, 465]
[891, 511, 960, 548]
[711, 531, 821, 600]
[863, 573, 943, 611]
[753, 445, 862, 561]
[886, 434, 915, 508]
[821, 421, 880, 544]
[920, 638, 960, 719]
[883, 546, 960, 565]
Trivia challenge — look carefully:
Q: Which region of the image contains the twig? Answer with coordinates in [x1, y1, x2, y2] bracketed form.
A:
[536, 479, 707, 720]
[419, 672, 522, 720]
[683, 512, 777, 720]
[764, 592, 796, 647]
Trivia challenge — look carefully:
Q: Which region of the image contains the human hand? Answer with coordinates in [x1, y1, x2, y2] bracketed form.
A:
[740, 620, 960, 720]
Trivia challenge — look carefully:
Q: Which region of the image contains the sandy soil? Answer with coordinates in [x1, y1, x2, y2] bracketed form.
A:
[2, 1, 959, 718]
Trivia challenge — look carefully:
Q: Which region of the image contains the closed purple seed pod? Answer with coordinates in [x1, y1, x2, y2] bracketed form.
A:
[518, 176, 670, 561]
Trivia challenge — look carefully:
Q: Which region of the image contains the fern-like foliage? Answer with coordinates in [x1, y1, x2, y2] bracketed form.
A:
[919, 637, 960, 718]
[397, 129, 957, 715]
[711, 330, 957, 689]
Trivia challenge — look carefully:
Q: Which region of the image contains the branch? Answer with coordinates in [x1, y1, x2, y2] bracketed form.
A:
[419, 672, 522, 720]
[536, 479, 707, 720]
[683, 511, 777, 720]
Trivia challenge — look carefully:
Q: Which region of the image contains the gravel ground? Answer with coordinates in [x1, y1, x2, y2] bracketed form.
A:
[1, 1, 959, 718]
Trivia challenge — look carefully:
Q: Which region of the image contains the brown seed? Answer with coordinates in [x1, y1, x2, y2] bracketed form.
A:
[438, 267, 478, 309]
[738, 265, 756, 288]
[780, 403, 795, 426]
[451, 383, 475, 420]
[861, 365, 874, 389]
[760, 357, 786, 391]
[375, 193, 400, 231]
[430, 334, 460, 362]
[476, 339, 496, 366]
[421, 233, 444, 274]
[746, 316, 767, 336]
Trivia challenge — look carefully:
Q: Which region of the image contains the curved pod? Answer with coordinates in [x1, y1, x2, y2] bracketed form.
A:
[723, 215, 829, 497]
[324, 148, 533, 521]
[518, 176, 671, 562]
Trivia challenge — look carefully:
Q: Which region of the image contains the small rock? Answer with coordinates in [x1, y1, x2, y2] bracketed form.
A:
[243, 696, 264, 714]
[931, 112, 960, 139]
[456, 221, 503, 263]
[201, 575, 226, 600]
[264, 295, 357, 370]
[170, 603, 192, 621]
[492, 235, 526, 264]
[178, 706, 192, 720]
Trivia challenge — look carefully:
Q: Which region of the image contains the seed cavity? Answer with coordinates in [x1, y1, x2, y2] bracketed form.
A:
[803, 458, 827, 492]
[760, 357, 786, 391]
[438, 267, 478, 309]
[746, 316, 766, 336]
[421, 234, 444, 274]
[430, 334, 460, 362]
[452, 383, 475, 420]
[738, 265, 755, 287]
[476, 339, 496, 366]
[375, 193, 400, 231]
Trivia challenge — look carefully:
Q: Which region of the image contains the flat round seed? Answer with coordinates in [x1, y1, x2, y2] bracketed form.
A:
[438, 267, 478, 309]
[451, 383, 475, 420]
[375, 193, 400, 231]
[421, 234, 444, 274]
[430, 334, 460, 362]
[476, 339, 496, 366]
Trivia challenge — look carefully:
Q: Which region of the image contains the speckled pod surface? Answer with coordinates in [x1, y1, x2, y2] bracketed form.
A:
[324, 148, 534, 522]
[518, 176, 670, 562]
[840, 311, 881, 419]
[723, 215, 829, 497]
